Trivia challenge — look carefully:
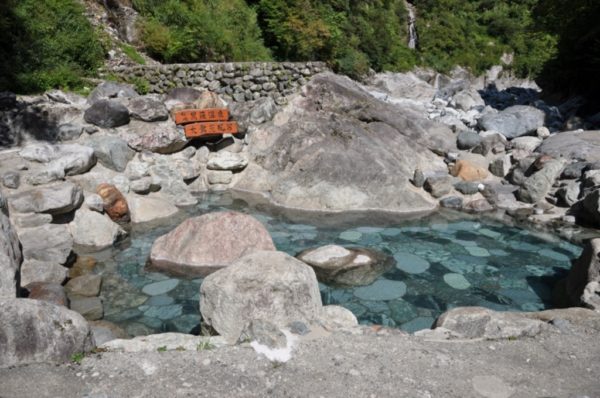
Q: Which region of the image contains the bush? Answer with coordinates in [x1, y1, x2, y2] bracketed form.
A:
[0, 0, 105, 93]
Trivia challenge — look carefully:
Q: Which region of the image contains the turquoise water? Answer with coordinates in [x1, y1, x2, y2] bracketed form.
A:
[97, 194, 582, 336]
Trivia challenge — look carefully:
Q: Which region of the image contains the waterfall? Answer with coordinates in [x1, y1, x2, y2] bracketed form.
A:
[406, 1, 418, 50]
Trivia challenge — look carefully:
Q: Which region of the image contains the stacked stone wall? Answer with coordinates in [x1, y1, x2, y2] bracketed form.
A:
[109, 62, 328, 103]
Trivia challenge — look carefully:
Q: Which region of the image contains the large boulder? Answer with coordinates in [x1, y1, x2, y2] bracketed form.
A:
[537, 130, 600, 163]
[88, 81, 138, 105]
[128, 95, 169, 122]
[433, 306, 547, 339]
[478, 105, 545, 139]
[517, 158, 566, 203]
[0, 298, 94, 367]
[368, 72, 437, 102]
[297, 245, 392, 287]
[238, 73, 452, 213]
[148, 211, 276, 277]
[200, 250, 323, 342]
[126, 194, 179, 224]
[20, 260, 68, 286]
[84, 99, 131, 128]
[20, 143, 96, 176]
[69, 209, 127, 251]
[566, 238, 600, 311]
[10, 182, 83, 215]
[0, 196, 22, 298]
[121, 120, 188, 154]
[84, 135, 134, 172]
[18, 224, 73, 265]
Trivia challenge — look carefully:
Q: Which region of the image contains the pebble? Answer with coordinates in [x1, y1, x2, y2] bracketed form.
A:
[394, 252, 430, 274]
[339, 230, 362, 242]
[141, 279, 180, 296]
[443, 273, 471, 290]
[353, 280, 407, 301]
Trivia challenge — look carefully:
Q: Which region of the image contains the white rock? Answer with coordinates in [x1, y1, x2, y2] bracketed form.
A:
[207, 152, 248, 171]
[69, 209, 126, 251]
[126, 194, 179, 224]
[84, 194, 104, 213]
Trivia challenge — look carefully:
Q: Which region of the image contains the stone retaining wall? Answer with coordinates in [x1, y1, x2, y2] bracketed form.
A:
[108, 62, 329, 103]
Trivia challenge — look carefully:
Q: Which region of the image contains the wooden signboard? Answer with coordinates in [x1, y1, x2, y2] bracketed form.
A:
[173, 108, 229, 125]
[184, 122, 239, 138]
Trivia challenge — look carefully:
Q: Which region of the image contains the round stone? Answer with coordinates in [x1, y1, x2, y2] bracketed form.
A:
[141, 279, 179, 296]
[353, 279, 407, 301]
[355, 226, 384, 234]
[301, 245, 352, 265]
[146, 295, 175, 306]
[143, 304, 183, 320]
[339, 230, 362, 242]
[465, 246, 490, 257]
[394, 252, 430, 274]
[443, 273, 471, 290]
[538, 249, 570, 262]
[380, 228, 402, 237]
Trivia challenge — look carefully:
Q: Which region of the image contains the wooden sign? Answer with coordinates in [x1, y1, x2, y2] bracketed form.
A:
[173, 108, 229, 125]
[184, 122, 239, 138]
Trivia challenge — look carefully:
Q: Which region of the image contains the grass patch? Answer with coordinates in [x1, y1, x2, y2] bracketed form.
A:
[119, 43, 146, 65]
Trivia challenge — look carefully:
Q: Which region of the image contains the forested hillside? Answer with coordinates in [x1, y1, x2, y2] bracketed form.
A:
[0, 0, 598, 105]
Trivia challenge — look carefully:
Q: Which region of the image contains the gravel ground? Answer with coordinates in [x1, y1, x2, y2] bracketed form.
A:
[1, 323, 599, 398]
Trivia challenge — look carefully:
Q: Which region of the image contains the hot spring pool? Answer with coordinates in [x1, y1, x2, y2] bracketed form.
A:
[95, 194, 582, 336]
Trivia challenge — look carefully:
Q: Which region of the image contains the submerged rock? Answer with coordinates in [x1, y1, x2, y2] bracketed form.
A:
[0, 298, 94, 367]
[148, 211, 276, 277]
[297, 245, 392, 287]
[200, 250, 322, 342]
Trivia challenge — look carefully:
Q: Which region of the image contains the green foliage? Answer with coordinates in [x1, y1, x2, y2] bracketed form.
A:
[0, 0, 105, 93]
[70, 352, 85, 364]
[119, 43, 146, 65]
[133, 0, 271, 63]
[130, 77, 150, 94]
[196, 340, 215, 351]
[157, 345, 167, 352]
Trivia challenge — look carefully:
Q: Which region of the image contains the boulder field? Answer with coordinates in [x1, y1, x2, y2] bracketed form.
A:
[0, 66, 600, 394]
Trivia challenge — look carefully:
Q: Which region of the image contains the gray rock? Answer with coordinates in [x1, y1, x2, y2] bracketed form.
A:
[128, 96, 169, 122]
[10, 182, 83, 215]
[451, 89, 485, 111]
[69, 209, 126, 251]
[434, 306, 547, 339]
[148, 212, 275, 277]
[88, 81, 138, 105]
[424, 176, 453, 198]
[584, 170, 600, 187]
[207, 170, 233, 185]
[20, 143, 96, 176]
[478, 105, 545, 139]
[19, 224, 73, 264]
[130, 178, 153, 194]
[517, 158, 566, 203]
[562, 162, 589, 179]
[20, 260, 68, 286]
[537, 126, 550, 138]
[582, 189, 600, 227]
[565, 239, 600, 311]
[69, 296, 103, 320]
[0, 298, 94, 367]
[319, 305, 359, 330]
[0, 198, 22, 298]
[207, 152, 248, 171]
[440, 196, 463, 209]
[122, 120, 188, 154]
[457, 131, 482, 150]
[2, 172, 20, 189]
[84, 100, 130, 128]
[11, 213, 52, 229]
[85, 194, 105, 213]
[24, 282, 68, 307]
[511, 136, 542, 152]
[238, 73, 450, 213]
[125, 160, 150, 180]
[57, 123, 84, 141]
[85, 136, 134, 172]
[125, 194, 179, 224]
[297, 245, 392, 287]
[369, 72, 437, 102]
[412, 169, 425, 188]
[556, 181, 581, 207]
[90, 320, 128, 346]
[472, 133, 508, 155]
[454, 181, 480, 195]
[100, 333, 226, 353]
[26, 164, 65, 186]
[0, 91, 17, 109]
[238, 320, 287, 349]
[489, 155, 511, 177]
[200, 250, 322, 343]
[537, 130, 600, 163]
[65, 274, 102, 297]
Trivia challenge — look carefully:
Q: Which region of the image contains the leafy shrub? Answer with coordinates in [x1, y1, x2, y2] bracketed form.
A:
[0, 0, 105, 93]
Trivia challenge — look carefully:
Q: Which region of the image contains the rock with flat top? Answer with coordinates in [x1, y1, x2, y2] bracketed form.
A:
[10, 182, 83, 215]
